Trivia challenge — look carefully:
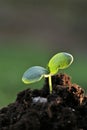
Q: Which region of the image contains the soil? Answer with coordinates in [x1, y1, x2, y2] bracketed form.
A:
[0, 73, 87, 130]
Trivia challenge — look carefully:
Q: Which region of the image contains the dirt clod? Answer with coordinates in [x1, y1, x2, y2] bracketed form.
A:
[0, 73, 87, 130]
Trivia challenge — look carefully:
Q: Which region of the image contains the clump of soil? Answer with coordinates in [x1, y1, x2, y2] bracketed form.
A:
[0, 73, 87, 130]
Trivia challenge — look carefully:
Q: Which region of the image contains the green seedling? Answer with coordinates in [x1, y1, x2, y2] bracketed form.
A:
[22, 52, 73, 93]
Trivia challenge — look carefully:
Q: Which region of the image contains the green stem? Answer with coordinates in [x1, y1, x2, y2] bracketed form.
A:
[48, 75, 52, 94]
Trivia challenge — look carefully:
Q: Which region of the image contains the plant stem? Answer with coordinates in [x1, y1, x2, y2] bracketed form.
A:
[48, 75, 52, 94]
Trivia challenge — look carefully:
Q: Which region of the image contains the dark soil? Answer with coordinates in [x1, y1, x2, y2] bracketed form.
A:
[0, 73, 87, 130]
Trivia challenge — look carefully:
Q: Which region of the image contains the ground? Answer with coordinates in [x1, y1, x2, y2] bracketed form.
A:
[0, 73, 87, 130]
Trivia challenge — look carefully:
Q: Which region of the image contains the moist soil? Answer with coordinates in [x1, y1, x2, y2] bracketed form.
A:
[0, 73, 87, 130]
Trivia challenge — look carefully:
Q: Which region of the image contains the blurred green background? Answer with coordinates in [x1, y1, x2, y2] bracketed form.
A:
[0, 0, 87, 107]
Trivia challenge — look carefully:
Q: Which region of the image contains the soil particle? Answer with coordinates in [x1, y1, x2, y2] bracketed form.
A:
[0, 73, 87, 130]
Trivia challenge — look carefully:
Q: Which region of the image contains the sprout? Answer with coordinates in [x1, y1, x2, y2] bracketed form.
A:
[22, 52, 73, 93]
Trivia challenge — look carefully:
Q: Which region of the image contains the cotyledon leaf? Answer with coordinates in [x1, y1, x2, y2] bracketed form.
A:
[22, 66, 49, 84]
[48, 52, 73, 74]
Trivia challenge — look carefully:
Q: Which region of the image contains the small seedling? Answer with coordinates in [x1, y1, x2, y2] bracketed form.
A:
[22, 52, 73, 93]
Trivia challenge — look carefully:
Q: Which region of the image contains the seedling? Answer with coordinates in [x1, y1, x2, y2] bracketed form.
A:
[22, 52, 73, 93]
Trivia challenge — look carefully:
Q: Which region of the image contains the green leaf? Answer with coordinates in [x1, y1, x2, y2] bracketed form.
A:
[22, 66, 48, 84]
[48, 52, 73, 74]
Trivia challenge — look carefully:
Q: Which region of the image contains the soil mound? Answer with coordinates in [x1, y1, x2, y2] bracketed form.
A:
[0, 73, 87, 130]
